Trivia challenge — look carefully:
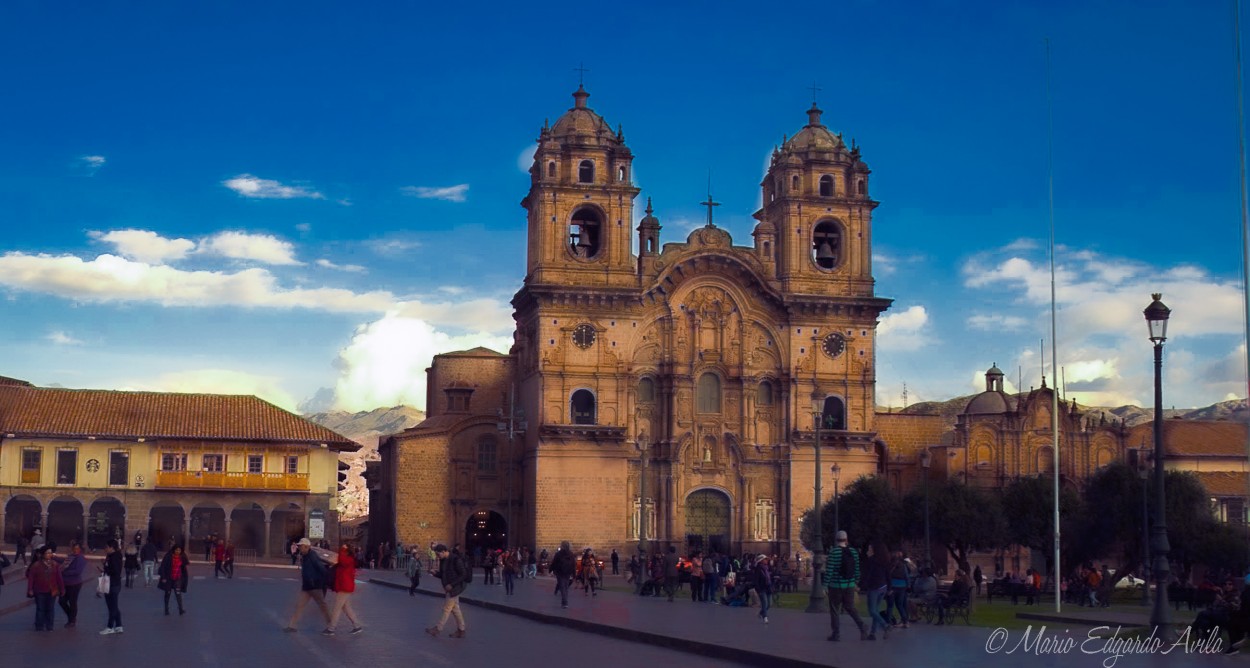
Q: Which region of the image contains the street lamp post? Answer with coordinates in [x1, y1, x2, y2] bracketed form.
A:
[1144, 293, 1171, 631]
[805, 405, 826, 613]
[496, 390, 526, 549]
[1137, 450, 1150, 607]
[636, 434, 650, 595]
[831, 463, 841, 540]
[920, 448, 932, 571]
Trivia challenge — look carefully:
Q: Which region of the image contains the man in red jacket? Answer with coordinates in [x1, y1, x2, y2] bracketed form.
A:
[323, 544, 362, 636]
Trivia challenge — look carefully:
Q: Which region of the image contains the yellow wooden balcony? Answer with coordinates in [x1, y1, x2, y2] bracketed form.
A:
[155, 470, 309, 491]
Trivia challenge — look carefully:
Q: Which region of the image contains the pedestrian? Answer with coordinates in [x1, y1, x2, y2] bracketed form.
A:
[123, 545, 139, 587]
[323, 544, 363, 636]
[140, 539, 158, 586]
[27, 545, 63, 631]
[0, 550, 9, 598]
[611, 548, 620, 575]
[406, 547, 423, 596]
[823, 530, 867, 642]
[290, 539, 299, 566]
[703, 550, 720, 604]
[551, 541, 577, 608]
[284, 538, 332, 632]
[58, 541, 87, 628]
[886, 552, 913, 629]
[503, 549, 519, 595]
[425, 544, 468, 638]
[973, 565, 983, 596]
[483, 548, 495, 585]
[861, 542, 891, 640]
[753, 554, 774, 623]
[224, 541, 236, 578]
[204, 534, 214, 562]
[580, 549, 600, 596]
[214, 539, 226, 578]
[15, 535, 28, 565]
[133, 531, 143, 550]
[527, 547, 537, 578]
[689, 551, 704, 602]
[158, 544, 189, 615]
[99, 538, 124, 635]
[663, 545, 680, 602]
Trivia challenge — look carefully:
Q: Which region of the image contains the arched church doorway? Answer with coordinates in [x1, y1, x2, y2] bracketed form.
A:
[463, 510, 506, 565]
[685, 488, 731, 555]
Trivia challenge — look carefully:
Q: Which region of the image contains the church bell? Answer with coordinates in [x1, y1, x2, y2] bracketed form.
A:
[816, 241, 835, 263]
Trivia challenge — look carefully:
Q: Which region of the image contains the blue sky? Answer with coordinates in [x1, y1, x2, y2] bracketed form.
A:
[1, 1, 1247, 412]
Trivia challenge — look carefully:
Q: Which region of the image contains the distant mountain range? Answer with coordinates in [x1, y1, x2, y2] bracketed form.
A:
[313, 398, 1248, 519]
[304, 406, 425, 519]
[880, 396, 1250, 429]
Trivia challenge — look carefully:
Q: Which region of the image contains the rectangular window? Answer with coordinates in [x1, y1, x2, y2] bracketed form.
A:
[161, 452, 188, 472]
[477, 440, 497, 472]
[202, 454, 224, 473]
[21, 448, 42, 484]
[247, 454, 263, 474]
[286, 456, 299, 474]
[56, 449, 78, 485]
[108, 451, 129, 486]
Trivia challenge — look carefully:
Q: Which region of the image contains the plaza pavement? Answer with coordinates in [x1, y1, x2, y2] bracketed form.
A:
[368, 569, 1232, 668]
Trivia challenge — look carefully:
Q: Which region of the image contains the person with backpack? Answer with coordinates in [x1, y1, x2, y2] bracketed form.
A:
[323, 544, 363, 636]
[823, 530, 867, 641]
[425, 544, 468, 638]
[886, 550, 913, 629]
[406, 546, 423, 596]
[551, 541, 577, 609]
[283, 538, 331, 632]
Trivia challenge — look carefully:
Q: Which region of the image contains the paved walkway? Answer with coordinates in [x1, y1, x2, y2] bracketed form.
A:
[366, 570, 1225, 668]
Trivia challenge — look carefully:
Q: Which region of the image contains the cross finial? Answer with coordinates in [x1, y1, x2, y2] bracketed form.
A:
[574, 62, 590, 87]
[700, 171, 720, 228]
[808, 82, 822, 105]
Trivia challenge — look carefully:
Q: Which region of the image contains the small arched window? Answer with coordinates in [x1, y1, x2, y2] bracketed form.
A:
[819, 175, 834, 197]
[812, 220, 842, 271]
[569, 207, 603, 259]
[757, 381, 773, 406]
[791, 175, 800, 191]
[821, 396, 846, 430]
[696, 373, 721, 413]
[571, 389, 596, 425]
[617, 166, 627, 182]
[578, 160, 595, 183]
[637, 377, 655, 403]
[856, 178, 866, 195]
[547, 162, 556, 178]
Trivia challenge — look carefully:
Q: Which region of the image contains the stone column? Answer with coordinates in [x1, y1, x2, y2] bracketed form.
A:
[82, 514, 90, 548]
[183, 516, 192, 552]
[263, 518, 272, 558]
[0, 511, 6, 546]
[224, 518, 233, 545]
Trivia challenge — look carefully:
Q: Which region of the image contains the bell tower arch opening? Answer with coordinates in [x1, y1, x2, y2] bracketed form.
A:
[812, 220, 842, 271]
[569, 207, 603, 259]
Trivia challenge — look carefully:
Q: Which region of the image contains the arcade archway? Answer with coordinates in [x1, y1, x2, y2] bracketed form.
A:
[4, 495, 41, 544]
[86, 497, 125, 550]
[46, 496, 83, 548]
[148, 502, 185, 550]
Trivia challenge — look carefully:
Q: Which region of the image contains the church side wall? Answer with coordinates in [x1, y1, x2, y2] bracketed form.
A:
[532, 449, 627, 554]
[393, 434, 452, 548]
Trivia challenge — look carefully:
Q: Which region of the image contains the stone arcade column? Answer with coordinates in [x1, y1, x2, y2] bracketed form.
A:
[224, 518, 233, 545]
[81, 514, 90, 547]
[183, 515, 192, 552]
[263, 517, 272, 558]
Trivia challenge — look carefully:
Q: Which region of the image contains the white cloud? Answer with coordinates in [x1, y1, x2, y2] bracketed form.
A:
[316, 258, 366, 273]
[395, 297, 513, 334]
[222, 174, 324, 200]
[437, 285, 467, 296]
[120, 369, 297, 412]
[400, 184, 469, 202]
[366, 237, 421, 256]
[90, 229, 196, 264]
[877, 305, 930, 352]
[967, 314, 1028, 332]
[46, 330, 83, 346]
[329, 313, 512, 412]
[79, 155, 106, 175]
[199, 231, 301, 265]
[518, 145, 537, 173]
[0, 252, 394, 313]
[295, 223, 312, 233]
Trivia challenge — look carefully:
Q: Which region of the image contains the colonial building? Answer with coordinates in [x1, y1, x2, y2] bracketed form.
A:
[379, 86, 892, 557]
[0, 376, 357, 555]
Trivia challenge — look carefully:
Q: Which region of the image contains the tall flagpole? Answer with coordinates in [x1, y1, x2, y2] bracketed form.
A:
[1233, 0, 1250, 536]
[1046, 38, 1063, 613]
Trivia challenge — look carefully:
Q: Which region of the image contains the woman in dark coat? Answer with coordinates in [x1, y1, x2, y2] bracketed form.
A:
[158, 544, 191, 615]
[861, 542, 892, 640]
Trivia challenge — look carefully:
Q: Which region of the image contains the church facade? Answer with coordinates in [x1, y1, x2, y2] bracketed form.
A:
[378, 86, 892, 558]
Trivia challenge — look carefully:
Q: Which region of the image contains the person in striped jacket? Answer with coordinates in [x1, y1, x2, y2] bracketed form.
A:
[822, 530, 867, 642]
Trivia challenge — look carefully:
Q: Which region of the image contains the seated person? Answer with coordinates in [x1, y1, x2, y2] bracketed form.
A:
[1194, 579, 1240, 641]
[909, 567, 939, 622]
[1226, 583, 1250, 654]
[937, 570, 971, 625]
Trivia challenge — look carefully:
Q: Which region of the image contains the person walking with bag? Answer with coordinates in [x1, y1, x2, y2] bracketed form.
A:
[158, 544, 190, 615]
[823, 530, 867, 642]
[406, 546, 423, 596]
[26, 546, 63, 632]
[323, 544, 363, 636]
[425, 544, 467, 638]
[58, 541, 87, 628]
[99, 539, 124, 635]
[284, 538, 332, 632]
[140, 539, 158, 587]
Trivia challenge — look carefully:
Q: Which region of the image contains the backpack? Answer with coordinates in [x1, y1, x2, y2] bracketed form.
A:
[838, 547, 856, 580]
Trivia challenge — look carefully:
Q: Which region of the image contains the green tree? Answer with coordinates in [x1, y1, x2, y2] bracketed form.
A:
[1000, 475, 1082, 577]
[902, 479, 1006, 574]
[799, 475, 902, 554]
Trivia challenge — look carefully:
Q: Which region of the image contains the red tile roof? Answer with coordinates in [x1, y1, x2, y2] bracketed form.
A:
[0, 386, 357, 451]
[1194, 471, 1249, 498]
[1128, 420, 1248, 457]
